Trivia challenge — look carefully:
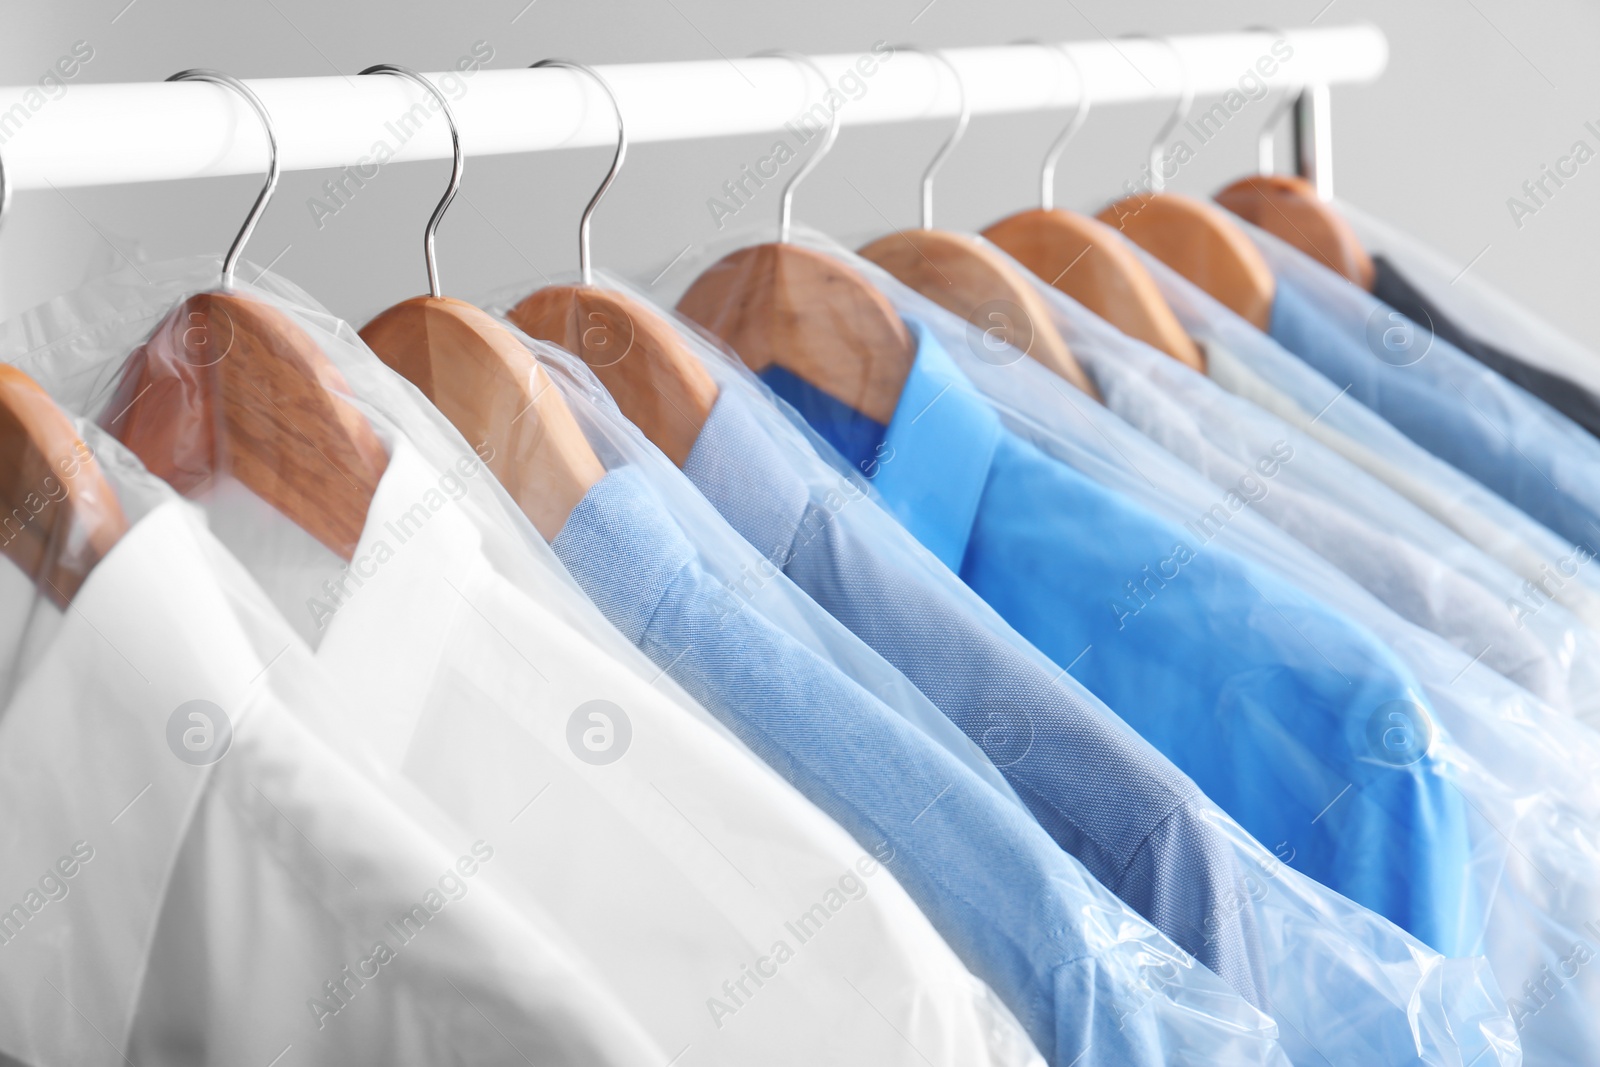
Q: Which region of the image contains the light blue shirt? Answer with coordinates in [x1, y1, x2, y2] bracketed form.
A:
[759, 321, 1473, 958]
[552, 466, 1288, 1067]
[683, 387, 1269, 1007]
[1270, 277, 1600, 554]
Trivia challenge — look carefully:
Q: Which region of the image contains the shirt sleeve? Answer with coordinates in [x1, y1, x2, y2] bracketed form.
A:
[684, 392, 1267, 1006]
[552, 467, 1289, 1067]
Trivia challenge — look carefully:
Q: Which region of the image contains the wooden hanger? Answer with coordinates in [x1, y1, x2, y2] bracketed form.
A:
[103, 71, 386, 562]
[860, 231, 1098, 398]
[1093, 36, 1275, 330]
[1215, 174, 1373, 290]
[982, 44, 1204, 370]
[352, 65, 602, 539]
[675, 51, 915, 426]
[0, 366, 128, 606]
[1098, 193, 1277, 330]
[855, 45, 1100, 400]
[1213, 78, 1374, 290]
[503, 60, 717, 470]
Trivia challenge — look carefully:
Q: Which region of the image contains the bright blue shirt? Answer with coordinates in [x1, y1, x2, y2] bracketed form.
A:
[1270, 278, 1600, 552]
[682, 389, 1268, 1006]
[759, 322, 1473, 957]
[551, 466, 1286, 1067]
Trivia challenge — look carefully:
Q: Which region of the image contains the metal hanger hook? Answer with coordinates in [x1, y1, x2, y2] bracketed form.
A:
[752, 50, 839, 244]
[0, 148, 10, 240]
[530, 60, 625, 286]
[359, 64, 462, 299]
[1121, 35, 1193, 195]
[1243, 27, 1300, 175]
[1016, 39, 1091, 212]
[166, 70, 280, 291]
[892, 44, 969, 230]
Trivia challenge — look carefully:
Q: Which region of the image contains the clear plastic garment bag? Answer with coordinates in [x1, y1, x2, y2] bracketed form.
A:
[642, 234, 1519, 1067]
[654, 222, 1600, 1066]
[1010, 228, 1600, 720]
[0, 256, 1056, 1067]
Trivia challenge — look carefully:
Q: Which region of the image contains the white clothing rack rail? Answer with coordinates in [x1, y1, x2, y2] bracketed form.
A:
[0, 25, 1385, 192]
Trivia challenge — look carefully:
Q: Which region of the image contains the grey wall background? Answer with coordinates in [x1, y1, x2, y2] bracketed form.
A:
[1, 0, 1596, 347]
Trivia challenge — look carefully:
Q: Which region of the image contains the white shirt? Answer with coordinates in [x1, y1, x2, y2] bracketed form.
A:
[183, 439, 1044, 1067]
[0, 500, 667, 1067]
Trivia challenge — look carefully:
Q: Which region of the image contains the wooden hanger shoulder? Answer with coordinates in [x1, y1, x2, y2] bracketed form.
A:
[360, 295, 604, 539]
[1097, 192, 1277, 330]
[676, 242, 914, 425]
[508, 284, 718, 469]
[1215, 174, 1374, 289]
[857, 228, 1101, 400]
[0, 365, 129, 606]
[103, 289, 388, 561]
[983, 208, 1205, 371]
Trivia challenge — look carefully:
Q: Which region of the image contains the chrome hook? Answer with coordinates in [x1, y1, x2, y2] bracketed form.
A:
[166, 70, 279, 291]
[0, 148, 10, 238]
[359, 64, 462, 298]
[530, 60, 625, 286]
[1032, 40, 1091, 212]
[893, 44, 969, 230]
[1121, 36, 1193, 195]
[1243, 26, 1301, 175]
[753, 50, 840, 244]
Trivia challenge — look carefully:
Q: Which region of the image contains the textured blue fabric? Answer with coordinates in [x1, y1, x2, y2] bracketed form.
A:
[760, 322, 1473, 957]
[682, 389, 1268, 1008]
[1270, 277, 1600, 552]
[552, 467, 1286, 1067]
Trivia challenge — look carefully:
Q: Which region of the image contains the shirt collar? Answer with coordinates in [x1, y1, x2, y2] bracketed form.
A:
[316, 438, 503, 765]
[199, 437, 497, 768]
[862, 319, 1002, 572]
